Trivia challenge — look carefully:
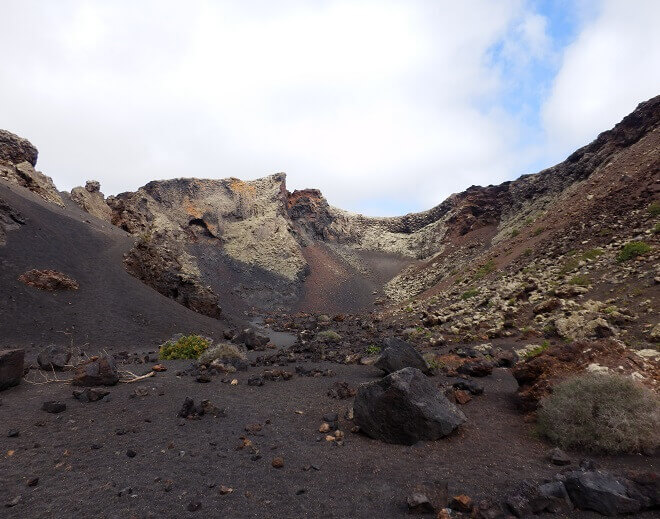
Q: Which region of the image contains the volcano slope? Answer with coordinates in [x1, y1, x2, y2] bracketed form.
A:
[0, 96, 659, 518]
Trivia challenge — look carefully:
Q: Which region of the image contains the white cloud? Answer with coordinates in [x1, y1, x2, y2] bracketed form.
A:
[542, 0, 660, 159]
[6, 1, 654, 216]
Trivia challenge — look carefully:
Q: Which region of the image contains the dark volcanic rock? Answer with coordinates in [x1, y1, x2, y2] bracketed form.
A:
[0, 129, 38, 166]
[0, 349, 24, 391]
[123, 238, 222, 319]
[232, 328, 269, 350]
[42, 401, 66, 413]
[374, 337, 431, 375]
[456, 359, 493, 377]
[72, 388, 110, 402]
[564, 470, 643, 516]
[37, 345, 71, 371]
[353, 367, 466, 445]
[72, 355, 119, 387]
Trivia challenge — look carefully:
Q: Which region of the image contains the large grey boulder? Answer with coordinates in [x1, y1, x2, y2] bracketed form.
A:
[353, 367, 466, 445]
[374, 337, 431, 375]
[0, 349, 24, 391]
[564, 470, 643, 516]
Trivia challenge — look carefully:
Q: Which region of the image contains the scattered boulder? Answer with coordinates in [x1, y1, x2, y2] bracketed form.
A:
[73, 388, 110, 403]
[37, 345, 71, 371]
[327, 381, 356, 399]
[353, 367, 466, 445]
[452, 379, 484, 395]
[232, 328, 269, 350]
[456, 359, 493, 377]
[42, 401, 66, 413]
[374, 338, 431, 375]
[449, 495, 473, 513]
[564, 470, 644, 516]
[547, 447, 571, 466]
[72, 355, 119, 387]
[18, 269, 79, 291]
[406, 493, 435, 514]
[533, 298, 561, 315]
[0, 349, 24, 391]
[177, 397, 224, 419]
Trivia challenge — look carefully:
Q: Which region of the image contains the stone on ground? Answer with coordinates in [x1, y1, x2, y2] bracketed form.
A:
[353, 367, 466, 445]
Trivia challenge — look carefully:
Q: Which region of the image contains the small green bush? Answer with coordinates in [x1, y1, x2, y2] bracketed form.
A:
[652, 223, 660, 234]
[537, 373, 660, 453]
[520, 341, 550, 360]
[617, 241, 651, 262]
[365, 345, 381, 355]
[568, 274, 590, 286]
[532, 227, 544, 236]
[159, 334, 211, 360]
[648, 201, 660, 217]
[197, 342, 247, 366]
[510, 229, 520, 238]
[559, 258, 579, 275]
[461, 288, 479, 300]
[474, 260, 496, 280]
[581, 248, 603, 261]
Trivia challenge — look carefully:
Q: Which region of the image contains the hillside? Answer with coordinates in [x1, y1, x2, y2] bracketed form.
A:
[0, 95, 658, 519]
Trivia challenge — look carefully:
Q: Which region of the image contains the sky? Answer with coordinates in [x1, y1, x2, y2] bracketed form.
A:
[1, 1, 659, 216]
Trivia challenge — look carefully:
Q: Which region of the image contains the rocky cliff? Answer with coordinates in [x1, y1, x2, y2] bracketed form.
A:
[1, 95, 657, 320]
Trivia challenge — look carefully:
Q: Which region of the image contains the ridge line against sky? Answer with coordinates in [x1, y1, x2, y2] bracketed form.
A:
[1, 0, 659, 216]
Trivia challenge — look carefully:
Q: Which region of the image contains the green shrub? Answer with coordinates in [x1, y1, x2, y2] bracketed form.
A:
[569, 274, 590, 286]
[197, 342, 247, 366]
[532, 227, 544, 236]
[520, 341, 550, 360]
[537, 373, 660, 453]
[559, 258, 580, 275]
[581, 248, 603, 261]
[365, 345, 381, 355]
[510, 229, 520, 238]
[159, 334, 211, 360]
[474, 260, 496, 280]
[652, 223, 660, 234]
[617, 241, 651, 262]
[648, 201, 660, 217]
[461, 288, 479, 300]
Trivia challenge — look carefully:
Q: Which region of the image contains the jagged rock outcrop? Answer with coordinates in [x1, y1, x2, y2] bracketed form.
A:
[70, 180, 112, 221]
[0, 196, 25, 245]
[0, 129, 38, 166]
[0, 130, 63, 206]
[0, 161, 64, 206]
[123, 235, 222, 319]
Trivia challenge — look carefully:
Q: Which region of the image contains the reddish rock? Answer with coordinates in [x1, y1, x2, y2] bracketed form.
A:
[449, 494, 473, 512]
[454, 389, 472, 405]
[18, 269, 78, 291]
